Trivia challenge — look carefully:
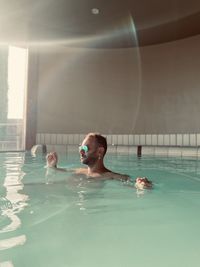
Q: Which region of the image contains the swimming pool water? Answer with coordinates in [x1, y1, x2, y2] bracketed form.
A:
[1, 151, 200, 267]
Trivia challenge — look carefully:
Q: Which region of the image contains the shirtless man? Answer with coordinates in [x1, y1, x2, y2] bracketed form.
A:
[46, 132, 152, 188]
[47, 132, 129, 181]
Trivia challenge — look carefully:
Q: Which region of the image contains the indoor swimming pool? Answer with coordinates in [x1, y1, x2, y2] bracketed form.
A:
[1, 151, 200, 267]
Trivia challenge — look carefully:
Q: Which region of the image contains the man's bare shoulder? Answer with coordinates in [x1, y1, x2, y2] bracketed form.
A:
[74, 168, 88, 175]
[73, 168, 129, 181]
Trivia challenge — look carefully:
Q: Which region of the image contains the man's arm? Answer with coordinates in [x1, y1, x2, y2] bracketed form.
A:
[107, 172, 153, 189]
[104, 171, 130, 181]
[46, 152, 73, 172]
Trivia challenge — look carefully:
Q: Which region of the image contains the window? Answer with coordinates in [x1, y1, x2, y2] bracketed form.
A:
[0, 46, 28, 151]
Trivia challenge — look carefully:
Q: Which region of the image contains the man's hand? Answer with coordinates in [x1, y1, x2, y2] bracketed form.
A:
[135, 177, 153, 190]
[46, 152, 58, 168]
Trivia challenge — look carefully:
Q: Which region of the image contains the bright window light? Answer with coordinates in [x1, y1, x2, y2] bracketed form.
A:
[7, 46, 28, 119]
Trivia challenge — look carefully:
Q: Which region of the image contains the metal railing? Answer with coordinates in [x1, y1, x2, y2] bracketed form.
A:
[0, 121, 25, 151]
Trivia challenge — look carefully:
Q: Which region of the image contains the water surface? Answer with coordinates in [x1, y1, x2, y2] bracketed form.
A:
[0, 152, 200, 267]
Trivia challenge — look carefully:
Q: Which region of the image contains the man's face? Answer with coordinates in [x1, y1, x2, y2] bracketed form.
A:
[79, 136, 99, 166]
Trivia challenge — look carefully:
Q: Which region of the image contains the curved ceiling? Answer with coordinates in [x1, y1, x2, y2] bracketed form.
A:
[0, 0, 200, 48]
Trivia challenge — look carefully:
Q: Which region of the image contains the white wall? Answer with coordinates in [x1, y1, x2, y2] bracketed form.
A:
[36, 34, 200, 134]
[137, 35, 200, 133]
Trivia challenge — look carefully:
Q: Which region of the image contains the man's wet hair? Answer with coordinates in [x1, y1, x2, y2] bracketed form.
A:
[86, 133, 107, 155]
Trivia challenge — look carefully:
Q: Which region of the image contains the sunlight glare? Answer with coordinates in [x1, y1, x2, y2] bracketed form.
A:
[8, 46, 28, 119]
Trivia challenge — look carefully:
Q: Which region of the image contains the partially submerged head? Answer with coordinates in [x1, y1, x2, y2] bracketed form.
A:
[79, 133, 107, 166]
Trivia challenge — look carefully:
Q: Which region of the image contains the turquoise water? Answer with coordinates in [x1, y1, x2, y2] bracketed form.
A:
[1, 152, 200, 267]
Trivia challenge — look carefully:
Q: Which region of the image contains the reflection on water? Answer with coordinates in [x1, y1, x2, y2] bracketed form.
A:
[0, 153, 28, 265]
[0, 261, 14, 267]
[0, 235, 26, 250]
[76, 190, 87, 211]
